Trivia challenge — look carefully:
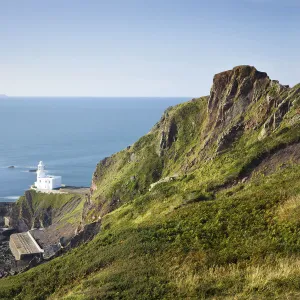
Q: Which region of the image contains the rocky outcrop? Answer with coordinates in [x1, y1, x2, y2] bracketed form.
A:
[204, 65, 294, 151]
[0, 241, 15, 278]
[207, 65, 269, 132]
[10, 191, 49, 231]
[10, 190, 85, 234]
[68, 221, 101, 249]
[11, 191, 36, 232]
[259, 96, 292, 140]
[0, 202, 14, 226]
[159, 118, 178, 153]
[30, 220, 101, 260]
[216, 123, 244, 153]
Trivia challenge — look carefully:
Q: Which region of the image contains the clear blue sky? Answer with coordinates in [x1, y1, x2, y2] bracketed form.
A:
[0, 0, 299, 97]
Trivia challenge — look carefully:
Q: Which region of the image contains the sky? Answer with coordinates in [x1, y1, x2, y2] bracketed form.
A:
[0, 0, 300, 97]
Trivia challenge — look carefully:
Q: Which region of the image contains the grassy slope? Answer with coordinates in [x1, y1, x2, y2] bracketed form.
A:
[0, 75, 300, 299]
[15, 190, 86, 226]
[88, 97, 208, 219]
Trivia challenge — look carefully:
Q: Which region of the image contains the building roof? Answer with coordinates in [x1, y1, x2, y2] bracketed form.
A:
[10, 232, 44, 256]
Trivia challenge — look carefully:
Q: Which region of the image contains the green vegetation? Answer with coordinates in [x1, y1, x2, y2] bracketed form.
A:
[0, 66, 299, 299]
[89, 97, 208, 218]
[21, 190, 82, 210]
[15, 190, 86, 227]
[1, 163, 299, 299]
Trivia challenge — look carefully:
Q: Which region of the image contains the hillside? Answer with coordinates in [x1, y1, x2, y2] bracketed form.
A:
[11, 190, 86, 233]
[0, 65, 300, 299]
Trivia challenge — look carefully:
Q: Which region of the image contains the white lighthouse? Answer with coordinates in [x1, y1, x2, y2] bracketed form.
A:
[37, 161, 46, 178]
[34, 161, 62, 190]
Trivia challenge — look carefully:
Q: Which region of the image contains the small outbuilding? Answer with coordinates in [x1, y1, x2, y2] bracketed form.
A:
[9, 232, 44, 261]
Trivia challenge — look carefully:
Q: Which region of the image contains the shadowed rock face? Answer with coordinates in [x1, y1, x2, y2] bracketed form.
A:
[203, 65, 295, 152]
[159, 118, 178, 153]
[10, 191, 84, 233]
[207, 66, 270, 136]
[0, 203, 14, 225]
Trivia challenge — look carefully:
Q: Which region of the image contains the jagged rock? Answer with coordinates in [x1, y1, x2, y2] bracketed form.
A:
[216, 123, 244, 153]
[203, 65, 293, 149]
[204, 66, 271, 151]
[68, 221, 101, 249]
[259, 98, 292, 139]
[208, 66, 269, 129]
[159, 118, 178, 153]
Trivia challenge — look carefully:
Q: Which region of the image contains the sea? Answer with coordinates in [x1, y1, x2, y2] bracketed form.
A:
[0, 97, 190, 202]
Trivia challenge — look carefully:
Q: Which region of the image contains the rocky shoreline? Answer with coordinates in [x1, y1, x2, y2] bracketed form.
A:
[0, 192, 101, 278]
[0, 202, 16, 277]
[0, 241, 15, 278]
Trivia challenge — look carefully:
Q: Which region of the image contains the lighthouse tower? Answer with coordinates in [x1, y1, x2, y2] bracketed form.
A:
[37, 161, 46, 179]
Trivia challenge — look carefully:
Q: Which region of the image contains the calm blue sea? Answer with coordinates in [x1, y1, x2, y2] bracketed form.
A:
[0, 97, 189, 202]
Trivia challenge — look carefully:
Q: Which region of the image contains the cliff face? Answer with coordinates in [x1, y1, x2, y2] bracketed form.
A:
[87, 65, 300, 222]
[0, 202, 14, 225]
[11, 190, 85, 232]
[7, 190, 99, 262]
[207, 66, 269, 131]
[203, 65, 297, 153]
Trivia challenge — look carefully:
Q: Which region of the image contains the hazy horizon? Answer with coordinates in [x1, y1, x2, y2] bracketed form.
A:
[2, 95, 194, 98]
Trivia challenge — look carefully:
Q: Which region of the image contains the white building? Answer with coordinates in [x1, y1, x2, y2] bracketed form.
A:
[34, 161, 62, 190]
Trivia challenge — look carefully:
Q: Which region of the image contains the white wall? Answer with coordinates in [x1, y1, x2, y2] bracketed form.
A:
[35, 176, 61, 190]
[50, 176, 62, 189]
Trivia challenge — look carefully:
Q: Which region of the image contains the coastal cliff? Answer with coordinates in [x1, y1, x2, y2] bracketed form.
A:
[11, 190, 85, 233]
[87, 65, 300, 222]
[1, 66, 300, 299]
[0, 189, 99, 275]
